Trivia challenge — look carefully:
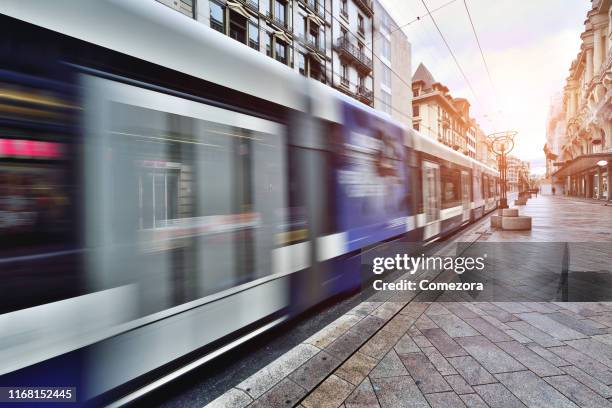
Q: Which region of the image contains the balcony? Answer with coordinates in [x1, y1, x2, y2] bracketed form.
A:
[305, 0, 325, 18]
[357, 85, 373, 104]
[244, 0, 259, 13]
[353, 0, 373, 16]
[334, 37, 372, 73]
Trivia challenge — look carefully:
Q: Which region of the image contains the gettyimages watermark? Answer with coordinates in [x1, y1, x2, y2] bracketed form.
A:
[360, 242, 612, 302]
[371, 253, 487, 292]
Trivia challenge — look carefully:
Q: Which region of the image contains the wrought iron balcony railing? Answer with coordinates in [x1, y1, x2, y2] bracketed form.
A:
[334, 37, 372, 72]
[353, 0, 373, 16]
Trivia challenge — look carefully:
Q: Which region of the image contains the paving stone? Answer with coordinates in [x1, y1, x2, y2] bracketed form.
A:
[372, 301, 407, 321]
[455, 336, 525, 374]
[289, 351, 342, 391]
[399, 352, 452, 393]
[351, 316, 387, 338]
[444, 303, 481, 319]
[547, 312, 606, 336]
[382, 313, 417, 336]
[459, 393, 489, 408]
[554, 302, 600, 318]
[301, 375, 354, 408]
[370, 375, 429, 408]
[415, 314, 438, 330]
[347, 302, 383, 317]
[325, 330, 368, 361]
[205, 388, 252, 408]
[344, 377, 380, 408]
[446, 374, 474, 394]
[481, 315, 512, 331]
[562, 365, 612, 398]
[399, 302, 430, 318]
[426, 391, 467, 407]
[495, 370, 579, 408]
[460, 303, 489, 317]
[549, 346, 612, 385]
[465, 317, 513, 342]
[447, 356, 497, 385]
[421, 328, 468, 357]
[237, 343, 320, 398]
[369, 350, 408, 379]
[473, 383, 527, 408]
[425, 303, 451, 316]
[504, 330, 532, 344]
[249, 379, 306, 408]
[592, 333, 612, 347]
[496, 341, 563, 377]
[393, 334, 420, 355]
[564, 338, 612, 369]
[521, 302, 558, 313]
[476, 303, 518, 323]
[526, 344, 570, 367]
[412, 335, 433, 348]
[506, 321, 564, 347]
[516, 313, 587, 341]
[493, 302, 534, 314]
[429, 313, 480, 338]
[336, 352, 378, 386]
[545, 375, 612, 408]
[422, 346, 457, 375]
[304, 314, 363, 349]
[407, 325, 422, 336]
[360, 328, 402, 360]
[589, 313, 612, 328]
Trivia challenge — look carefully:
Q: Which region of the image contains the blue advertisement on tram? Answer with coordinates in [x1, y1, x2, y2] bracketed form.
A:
[335, 100, 410, 251]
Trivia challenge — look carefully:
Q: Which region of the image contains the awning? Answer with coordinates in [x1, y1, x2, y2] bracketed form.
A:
[227, 1, 250, 18]
[274, 30, 292, 44]
[552, 152, 612, 178]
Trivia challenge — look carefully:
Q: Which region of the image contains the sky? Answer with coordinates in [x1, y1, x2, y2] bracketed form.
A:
[379, 0, 591, 174]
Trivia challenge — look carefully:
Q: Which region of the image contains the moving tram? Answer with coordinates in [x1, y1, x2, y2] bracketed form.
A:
[0, 1, 499, 403]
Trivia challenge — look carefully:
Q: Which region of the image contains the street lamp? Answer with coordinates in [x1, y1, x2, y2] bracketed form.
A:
[487, 131, 518, 209]
[597, 160, 608, 167]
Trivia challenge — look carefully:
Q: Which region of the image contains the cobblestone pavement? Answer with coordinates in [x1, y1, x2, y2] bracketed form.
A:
[205, 195, 612, 408]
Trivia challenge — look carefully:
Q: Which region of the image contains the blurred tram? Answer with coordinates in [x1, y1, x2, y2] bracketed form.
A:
[0, 1, 499, 404]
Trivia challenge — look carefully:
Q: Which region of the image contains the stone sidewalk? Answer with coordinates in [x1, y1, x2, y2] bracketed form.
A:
[205, 195, 612, 408]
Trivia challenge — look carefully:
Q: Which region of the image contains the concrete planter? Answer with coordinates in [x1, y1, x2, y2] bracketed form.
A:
[501, 215, 532, 230]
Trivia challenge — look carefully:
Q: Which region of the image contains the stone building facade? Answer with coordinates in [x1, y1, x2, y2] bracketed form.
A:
[551, 0, 612, 200]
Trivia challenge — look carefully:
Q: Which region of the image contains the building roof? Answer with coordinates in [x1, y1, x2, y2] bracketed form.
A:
[412, 63, 436, 88]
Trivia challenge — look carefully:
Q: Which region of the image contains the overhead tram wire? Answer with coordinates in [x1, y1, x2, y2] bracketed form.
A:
[369, 0, 458, 44]
[418, 0, 486, 115]
[462, 0, 504, 130]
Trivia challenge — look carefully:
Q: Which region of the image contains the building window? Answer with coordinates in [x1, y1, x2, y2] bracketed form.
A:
[248, 21, 259, 49]
[275, 40, 287, 64]
[413, 105, 419, 117]
[340, 0, 348, 17]
[274, 0, 286, 26]
[229, 10, 247, 43]
[209, 1, 225, 33]
[341, 27, 348, 41]
[381, 37, 390, 60]
[382, 65, 391, 88]
[264, 32, 273, 57]
[298, 52, 307, 75]
[358, 74, 365, 88]
[311, 60, 322, 81]
[297, 15, 306, 39]
[413, 88, 419, 97]
[341, 64, 348, 86]
[319, 25, 325, 50]
[413, 123, 419, 131]
[309, 22, 319, 46]
[382, 89, 392, 114]
[358, 14, 365, 35]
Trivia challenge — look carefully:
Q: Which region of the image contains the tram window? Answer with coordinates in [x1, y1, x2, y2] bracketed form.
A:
[97, 101, 287, 313]
[440, 166, 461, 208]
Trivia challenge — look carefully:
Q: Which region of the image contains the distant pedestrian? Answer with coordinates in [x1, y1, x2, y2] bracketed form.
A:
[552, 186, 556, 195]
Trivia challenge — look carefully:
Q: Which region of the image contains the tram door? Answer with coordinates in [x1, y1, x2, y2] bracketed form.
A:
[422, 161, 440, 240]
[461, 170, 471, 222]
